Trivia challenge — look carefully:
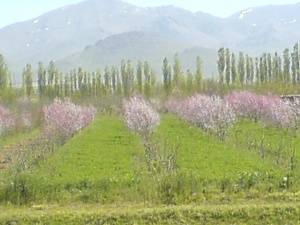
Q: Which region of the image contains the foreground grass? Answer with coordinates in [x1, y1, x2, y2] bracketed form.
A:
[1, 202, 300, 225]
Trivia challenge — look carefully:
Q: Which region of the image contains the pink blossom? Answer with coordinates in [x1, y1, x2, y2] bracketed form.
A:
[167, 95, 236, 139]
[123, 96, 160, 136]
[226, 91, 299, 128]
[225, 91, 262, 119]
[262, 99, 298, 128]
[20, 112, 32, 129]
[43, 98, 97, 139]
[0, 105, 16, 135]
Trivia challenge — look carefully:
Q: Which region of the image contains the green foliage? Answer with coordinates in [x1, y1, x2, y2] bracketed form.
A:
[194, 56, 203, 90]
[0, 55, 11, 89]
[37, 62, 46, 97]
[22, 64, 34, 97]
[163, 57, 172, 95]
[218, 48, 225, 84]
[173, 54, 182, 87]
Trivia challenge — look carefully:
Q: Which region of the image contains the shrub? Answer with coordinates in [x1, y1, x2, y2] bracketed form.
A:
[225, 91, 264, 120]
[43, 98, 97, 139]
[167, 95, 236, 139]
[0, 105, 15, 135]
[16, 97, 33, 129]
[226, 91, 299, 128]
[263, 99, 298, 129]
[123, 96, 160, 137]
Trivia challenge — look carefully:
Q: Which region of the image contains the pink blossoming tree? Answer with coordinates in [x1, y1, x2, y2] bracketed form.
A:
[0, 105, 16, 135]
[166, 95, 236, 139]
[226, 91, 299, 128]
[43, 98, 97, 140]
[123, 96, 160, 138]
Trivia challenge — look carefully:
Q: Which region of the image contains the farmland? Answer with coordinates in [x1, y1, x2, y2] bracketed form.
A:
[1, 91, 300, 224]
[2, 37, 300, 225]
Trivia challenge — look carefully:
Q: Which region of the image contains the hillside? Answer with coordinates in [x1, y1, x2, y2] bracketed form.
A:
[1, 0, 300, 80]
[58, 31, 217, 75]
[227, 3, 300, 52]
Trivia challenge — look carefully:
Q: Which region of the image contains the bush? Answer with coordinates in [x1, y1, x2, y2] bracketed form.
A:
[123, 96, 160, 137]
[0, 105, 15, 135]
[43, 98, 97, 140]
[166, 95, 236, 139]
[226, 91, 299, 128]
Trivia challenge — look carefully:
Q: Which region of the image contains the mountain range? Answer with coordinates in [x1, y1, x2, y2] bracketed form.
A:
[1, 0, 300, 82]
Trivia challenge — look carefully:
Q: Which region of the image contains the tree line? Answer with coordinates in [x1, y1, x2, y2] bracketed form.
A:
[19, 55, 203, 98]
[2, 42, 300, 100]
[218, 42, 300, 86]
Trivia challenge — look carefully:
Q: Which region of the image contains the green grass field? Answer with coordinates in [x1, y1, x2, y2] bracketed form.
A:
[155, 115, 281, 179]
[229, 120, 300, 169]
[33, 115, 145, 184]
[1, 114, 300, 224]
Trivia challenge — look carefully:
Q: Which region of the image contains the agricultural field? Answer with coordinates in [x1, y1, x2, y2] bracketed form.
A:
[0, 9, 300, 221]
[2, 1, 300, 222]
[1, 89, 300, 224]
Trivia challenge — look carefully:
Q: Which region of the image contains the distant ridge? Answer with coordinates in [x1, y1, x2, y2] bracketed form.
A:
[1, 0, 300, 80]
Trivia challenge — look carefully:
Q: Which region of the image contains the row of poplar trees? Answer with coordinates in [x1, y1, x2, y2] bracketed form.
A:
[218, 42, 300, 86]
[162, 55, 203, 95]
[21, 55, 204, 98]
[23, 60, 156, 98]
[16, 42, 300, 98]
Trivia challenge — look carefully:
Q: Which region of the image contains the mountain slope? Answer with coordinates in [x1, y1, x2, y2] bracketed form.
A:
[0, 0, 152, 67]
[1, 0, 300, 80]
[227, 3, 300, 52]
[58, 31, 217, 76]
[0, 0, 222, 79]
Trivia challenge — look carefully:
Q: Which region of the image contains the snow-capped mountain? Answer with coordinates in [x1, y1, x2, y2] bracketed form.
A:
[1, 0, 300, 80]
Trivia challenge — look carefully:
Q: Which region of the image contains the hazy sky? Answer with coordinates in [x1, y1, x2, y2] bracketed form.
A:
[1, 0, 299, 28]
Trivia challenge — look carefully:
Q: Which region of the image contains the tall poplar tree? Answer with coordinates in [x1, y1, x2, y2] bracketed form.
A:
[283, 48, 290, 83]
[173, 54, 182, 87]
[136, 61, 143, 94]
[293, 43, 300, 83]
[37, 62, 46, 97]
[218, 48, 225, 84]
[225, 48, 231, 85]
[267, 53, 272, 82]
[231, 53, 237, 84]
[245, 55, 251, 84]
[238, 52, 245, 85]
[144, 61, 151, 97]
[186, 69, 193, 93]
[195, 56, 203, 90]
[249, 58, 254, 84]
[23, 64, 34, 97]
[163, 57, 171, 95]
[104, 66, 111, 94]
[0, 54, 10, 89]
